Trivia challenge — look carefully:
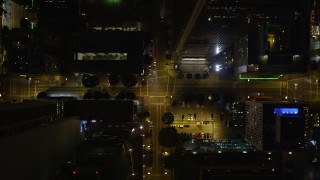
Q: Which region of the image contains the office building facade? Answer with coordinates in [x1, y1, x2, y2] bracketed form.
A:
[245, 101, 309, 151]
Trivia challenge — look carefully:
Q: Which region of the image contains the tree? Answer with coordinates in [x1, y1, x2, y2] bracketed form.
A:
[137, 112, 145, 119]
[37, 91, 47, 99]
[83, 90, 93, 99]
[162, 112, 174, 124]
[177, 72, 184, 79]
[91, 75, 100, 87]
[92, 90, 103, 99]
[158, 127, 178, 147]
[121, 74, 137, 87]
[82, 74, 100, 87]
[115, 90, 126, 99]
[108, 73, 120, 86]
[202, 73, 209, 79]
[102, 91, 111, 99]
[186, 73, 192, 79]
[126, 91, 136, 100]
[115, 90, 136, 100]
[137, 111, 151, 120]
[194, 73, 201, 79]
[82, 74, 91, 87]
[143, 111, 151, 118]
[83, 90, 110, 100]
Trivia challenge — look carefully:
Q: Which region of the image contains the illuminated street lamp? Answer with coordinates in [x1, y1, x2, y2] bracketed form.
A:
[316, 80, 319, 101]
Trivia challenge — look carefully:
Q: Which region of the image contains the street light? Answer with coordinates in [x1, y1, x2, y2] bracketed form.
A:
[317, 80, 319, 101]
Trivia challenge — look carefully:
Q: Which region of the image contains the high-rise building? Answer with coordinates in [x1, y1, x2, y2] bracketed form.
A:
[245, 101, 309, 151]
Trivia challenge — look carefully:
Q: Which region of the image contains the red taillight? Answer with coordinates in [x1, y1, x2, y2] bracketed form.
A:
[95, 171, 99, 174]
[72, 170, 78, 175]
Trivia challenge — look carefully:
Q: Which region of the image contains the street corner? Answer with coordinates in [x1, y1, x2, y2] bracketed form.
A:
[167, 69, 178, 78]
[165, 63, 177, 78]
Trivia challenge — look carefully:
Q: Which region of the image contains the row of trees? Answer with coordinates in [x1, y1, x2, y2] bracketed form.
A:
[177, 72, 209, 80]
[159, 112, 177, 171]
[82, 73, 138, 88]
[159, 112, 176, 148]
[83, 90, 111, 100]
[83, 90, 137, 100]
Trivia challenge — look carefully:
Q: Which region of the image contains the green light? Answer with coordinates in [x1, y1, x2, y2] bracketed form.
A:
[105, 0, 122, 5]
[239, 74, 280, 80]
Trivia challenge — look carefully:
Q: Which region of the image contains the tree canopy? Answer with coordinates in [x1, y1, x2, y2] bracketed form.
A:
[83, 90, 111, 100]
[162, 112, 174, 124]
[121, 74, 137, 87]
[37, 91, 47, 99]
[158, 127, 178, 148]
[82, 74, 100, 87]
[186, 73, 192, 79]
[115, 90, 136, 100]
[194, 73, 201, 79]
[108, 73, 120, 86]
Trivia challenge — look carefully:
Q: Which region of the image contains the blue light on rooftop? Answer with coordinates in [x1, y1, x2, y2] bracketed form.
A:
[274, 108, 298, 115]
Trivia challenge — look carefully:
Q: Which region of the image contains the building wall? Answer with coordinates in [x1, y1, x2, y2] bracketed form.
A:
[70, 100, 134, 122]
[245, 101, 309, 151]
[0, 100, 67, 138]
[2, 0, 29, 29]
[0, 116, 84, 180]
[71, 31, 144, 73]
[245, 101, 263, 151]
[242, 1, 310, 73]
